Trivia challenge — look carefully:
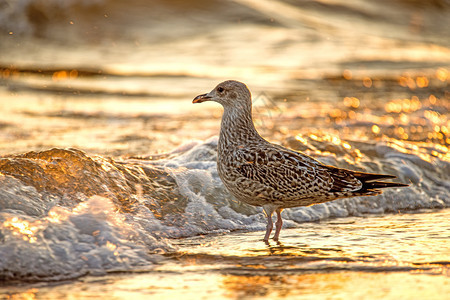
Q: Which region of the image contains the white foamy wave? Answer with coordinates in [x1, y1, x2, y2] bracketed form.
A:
[0, 194, 168, 281]
[0, 137, 447, 281]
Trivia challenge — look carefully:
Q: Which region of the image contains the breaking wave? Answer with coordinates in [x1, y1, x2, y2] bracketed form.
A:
[0, 135, 448, 281]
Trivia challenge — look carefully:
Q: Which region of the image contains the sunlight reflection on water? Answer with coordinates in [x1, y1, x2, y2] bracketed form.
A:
[0, 0, 449, 298]
[2, 211, 448, 299]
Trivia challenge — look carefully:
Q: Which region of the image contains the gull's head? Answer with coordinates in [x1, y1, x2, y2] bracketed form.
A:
[192, 80, 251, 108]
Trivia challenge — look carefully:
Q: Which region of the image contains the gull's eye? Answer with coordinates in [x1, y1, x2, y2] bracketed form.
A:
[217, 87, 224, 93]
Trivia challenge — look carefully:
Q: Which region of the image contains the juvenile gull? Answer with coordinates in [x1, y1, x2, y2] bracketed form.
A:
[193, 80, 408, 242]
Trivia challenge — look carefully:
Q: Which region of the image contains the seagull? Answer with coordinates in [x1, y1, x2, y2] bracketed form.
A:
[193, 80, 408, 242]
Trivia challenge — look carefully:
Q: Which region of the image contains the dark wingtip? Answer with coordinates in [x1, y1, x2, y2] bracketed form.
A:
[353, 172, 397, 182]
[365, 181, 410, 190]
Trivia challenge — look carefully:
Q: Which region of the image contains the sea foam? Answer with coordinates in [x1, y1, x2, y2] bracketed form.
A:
[0, 136, 448, 281]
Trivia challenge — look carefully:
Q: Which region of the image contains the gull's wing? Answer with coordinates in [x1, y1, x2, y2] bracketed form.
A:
[232, 144, 406, 205]
[233, 145, 364, 201]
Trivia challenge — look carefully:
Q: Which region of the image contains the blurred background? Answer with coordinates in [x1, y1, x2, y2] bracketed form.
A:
[0, 2, 449, 297]
[0, 0, 449, 155]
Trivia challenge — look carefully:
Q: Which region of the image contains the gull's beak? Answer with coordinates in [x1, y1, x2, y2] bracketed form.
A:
[192, 93, 212, 104]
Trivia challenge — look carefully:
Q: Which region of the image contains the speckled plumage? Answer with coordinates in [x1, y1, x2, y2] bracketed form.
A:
[193, 80, 408, 242]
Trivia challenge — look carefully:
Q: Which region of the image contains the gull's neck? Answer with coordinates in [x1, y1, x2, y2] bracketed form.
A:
[218, 103, 263, 151]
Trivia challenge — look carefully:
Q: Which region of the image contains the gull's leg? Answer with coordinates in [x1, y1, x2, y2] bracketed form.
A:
[262, 205, 276, 242]
[273, 208, 284, 241]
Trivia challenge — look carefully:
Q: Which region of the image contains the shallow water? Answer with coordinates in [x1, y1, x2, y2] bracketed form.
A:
[2, 211, 449, 299]
[0, 0, 449, 298]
